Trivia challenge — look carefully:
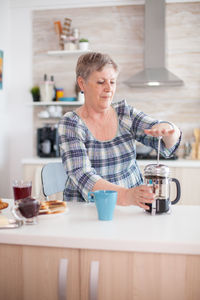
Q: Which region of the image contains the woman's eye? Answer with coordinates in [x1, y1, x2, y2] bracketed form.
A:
[97, 80, 116, 85]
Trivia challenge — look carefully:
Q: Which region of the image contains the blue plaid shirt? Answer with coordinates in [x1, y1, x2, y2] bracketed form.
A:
[58, 100, 180, 202]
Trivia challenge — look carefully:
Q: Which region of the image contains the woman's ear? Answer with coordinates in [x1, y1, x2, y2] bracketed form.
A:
[77, 76, 85, 93]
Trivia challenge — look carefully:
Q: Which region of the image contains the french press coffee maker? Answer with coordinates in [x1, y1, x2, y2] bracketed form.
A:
[144, 164, 181, 215]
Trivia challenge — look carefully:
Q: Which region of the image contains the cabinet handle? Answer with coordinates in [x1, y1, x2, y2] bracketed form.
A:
[90, 260, 99, 300]
[58, 258, 68, 300]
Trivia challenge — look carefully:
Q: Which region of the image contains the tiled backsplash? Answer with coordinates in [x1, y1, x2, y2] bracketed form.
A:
[32, 2, 200, 151]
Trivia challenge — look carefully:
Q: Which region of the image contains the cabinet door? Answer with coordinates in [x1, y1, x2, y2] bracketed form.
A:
[23, 245, 80, 300]
[80, 249, 200, 300]
[0, 244, 23, 300]
[80, 249, 135, 300]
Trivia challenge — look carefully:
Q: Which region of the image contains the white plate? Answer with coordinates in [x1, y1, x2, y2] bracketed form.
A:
[0, 218, 23, 229]
[38, 207, 69, 220]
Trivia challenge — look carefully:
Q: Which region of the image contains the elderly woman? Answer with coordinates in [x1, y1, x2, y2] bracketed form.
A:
[58, 52, 181, 209]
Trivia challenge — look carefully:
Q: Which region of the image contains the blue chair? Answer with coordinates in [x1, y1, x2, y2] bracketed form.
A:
[41, 162, 67, 200]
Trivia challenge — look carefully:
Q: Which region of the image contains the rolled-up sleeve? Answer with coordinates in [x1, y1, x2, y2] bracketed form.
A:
[58, 115, 101, 201]
[120, 101, 181, 158]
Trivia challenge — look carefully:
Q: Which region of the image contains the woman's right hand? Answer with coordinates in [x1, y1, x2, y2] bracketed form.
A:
[118, 185, 155, 209]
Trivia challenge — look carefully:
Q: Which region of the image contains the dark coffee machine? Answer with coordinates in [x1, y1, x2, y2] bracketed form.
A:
[144, 164, 181, 215]
[37, 124, 60, 158]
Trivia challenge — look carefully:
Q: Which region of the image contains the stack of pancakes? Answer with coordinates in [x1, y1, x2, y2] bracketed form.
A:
[39, 200, 67, 215]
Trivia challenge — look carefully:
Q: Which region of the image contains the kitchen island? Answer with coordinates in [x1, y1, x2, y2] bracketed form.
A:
[0, 200, 200, 300]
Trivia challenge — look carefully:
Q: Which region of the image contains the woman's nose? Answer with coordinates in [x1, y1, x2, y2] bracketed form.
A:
[105, 82, 111, 91]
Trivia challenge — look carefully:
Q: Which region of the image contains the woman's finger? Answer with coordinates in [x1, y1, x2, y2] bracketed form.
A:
[137, 201, 151, 210]
[161, 129, 175, 136]
[144, 128, 175, 137]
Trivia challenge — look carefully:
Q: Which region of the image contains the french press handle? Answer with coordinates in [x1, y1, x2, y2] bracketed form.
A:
[171, 178, 181, 205]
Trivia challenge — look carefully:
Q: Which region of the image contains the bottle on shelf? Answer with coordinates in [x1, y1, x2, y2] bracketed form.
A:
[40, 74, 54, 102]
[50, 75, 57, 101]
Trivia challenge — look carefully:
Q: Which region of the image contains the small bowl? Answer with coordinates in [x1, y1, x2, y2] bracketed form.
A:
[58, 97, 77, 102]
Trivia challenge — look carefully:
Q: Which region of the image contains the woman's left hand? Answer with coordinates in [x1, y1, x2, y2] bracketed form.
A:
[144, 128, 175, 137]
[144, 123, 174, 138]
[144, 123, 180, 149]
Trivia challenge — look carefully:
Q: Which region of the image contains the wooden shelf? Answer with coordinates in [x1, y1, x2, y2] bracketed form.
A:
[47, 49, 90, 56]
[28, 101, 83, 106]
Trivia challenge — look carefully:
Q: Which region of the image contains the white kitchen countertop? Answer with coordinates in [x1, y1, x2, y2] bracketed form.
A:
[0, 199, 200, 255]
[21, 157, 200, 168]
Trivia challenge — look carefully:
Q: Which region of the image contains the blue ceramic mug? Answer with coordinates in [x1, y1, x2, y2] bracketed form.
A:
[88, 190, 118, 221]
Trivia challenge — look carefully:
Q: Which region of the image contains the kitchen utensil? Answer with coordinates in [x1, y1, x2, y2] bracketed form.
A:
[144, 164, 181, 215]
[183, 142, 192, 159]
[193, 128, 200, 159]
[62, 18, 72, 37]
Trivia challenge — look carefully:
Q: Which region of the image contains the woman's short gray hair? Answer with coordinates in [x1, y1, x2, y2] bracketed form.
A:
[76, 52, 119, 82]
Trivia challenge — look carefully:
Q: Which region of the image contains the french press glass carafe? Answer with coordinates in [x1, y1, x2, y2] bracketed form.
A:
[144, 164, 181, 215]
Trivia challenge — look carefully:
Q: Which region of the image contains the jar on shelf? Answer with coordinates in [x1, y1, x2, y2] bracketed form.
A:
[56, 88, 64, 101]
[63, 36, 77, 51]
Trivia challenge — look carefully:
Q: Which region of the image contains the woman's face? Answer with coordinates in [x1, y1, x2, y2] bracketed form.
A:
[79, 66, 118, 111]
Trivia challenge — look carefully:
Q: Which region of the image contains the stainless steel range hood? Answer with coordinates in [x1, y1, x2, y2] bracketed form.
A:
[125, 0, 183, 87]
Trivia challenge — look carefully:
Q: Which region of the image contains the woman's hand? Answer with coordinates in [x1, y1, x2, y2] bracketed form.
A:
[144, 123, 180, 149]
[118, 185, 155, 210]
[144, 126, 174, 138]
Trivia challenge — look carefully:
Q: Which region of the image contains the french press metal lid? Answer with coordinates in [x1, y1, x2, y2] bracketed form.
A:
[144, 164, 169, 178]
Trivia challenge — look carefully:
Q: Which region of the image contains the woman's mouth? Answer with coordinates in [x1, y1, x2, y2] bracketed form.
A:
[101, 95, 112, 99]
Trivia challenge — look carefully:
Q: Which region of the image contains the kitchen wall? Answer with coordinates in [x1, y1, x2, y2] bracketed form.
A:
[33, 2, 200, 144]
[0, 0, 199, 198]
[0, 1, 33, 198]
[0, 0, 11, 197]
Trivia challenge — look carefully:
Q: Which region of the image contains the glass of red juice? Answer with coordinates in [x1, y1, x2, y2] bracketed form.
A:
[13, 180, 32, 202]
